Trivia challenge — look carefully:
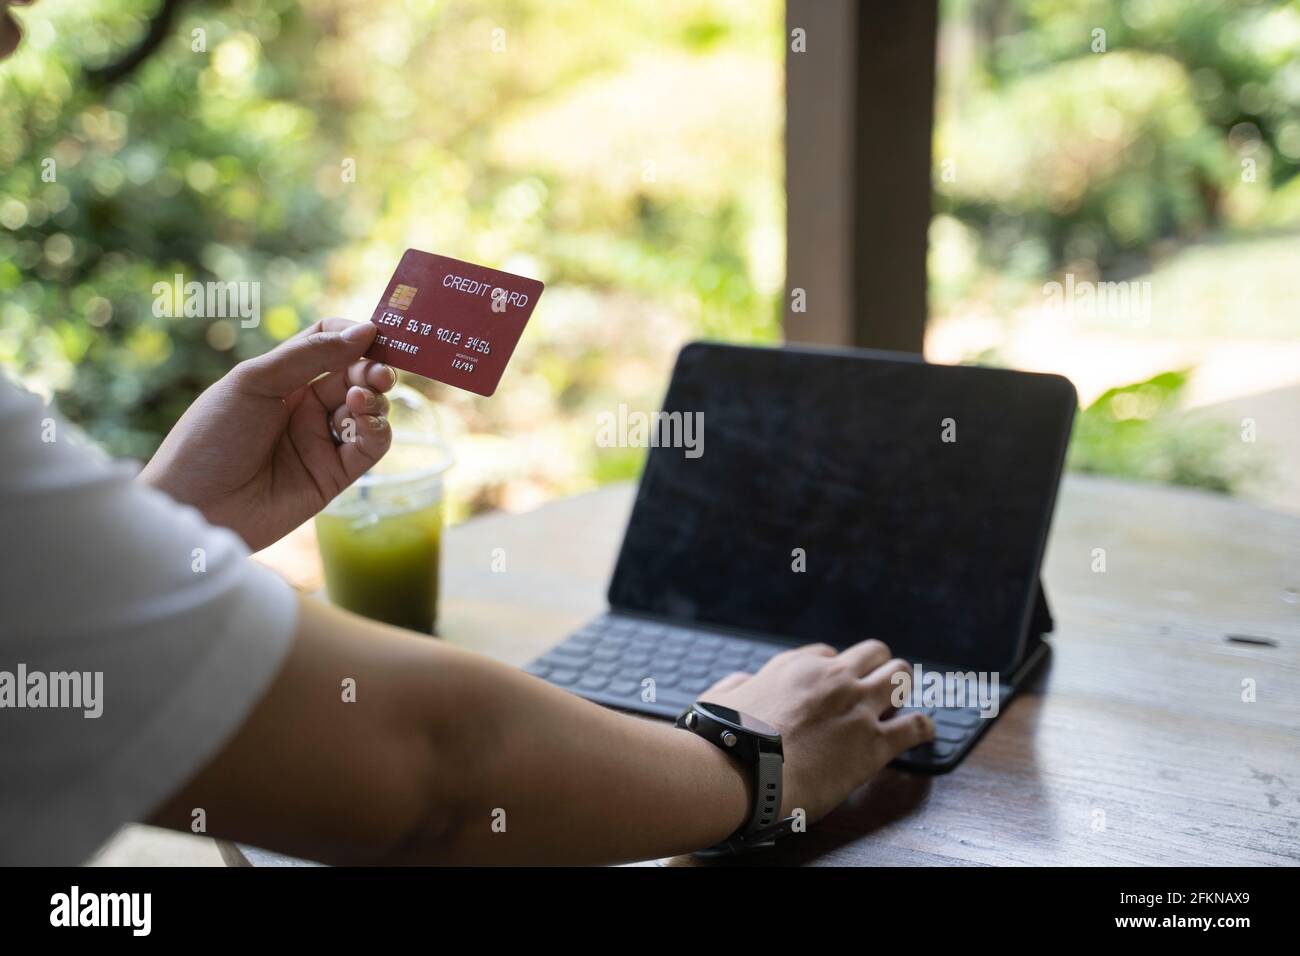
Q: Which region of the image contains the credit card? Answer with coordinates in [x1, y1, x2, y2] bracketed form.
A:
[363, 249, 544, 396]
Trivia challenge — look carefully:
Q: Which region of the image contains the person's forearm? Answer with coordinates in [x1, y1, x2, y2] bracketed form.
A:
[153, 595, 752, 865]
[155, 592, 927, 865]
[389, 635, 753, 864]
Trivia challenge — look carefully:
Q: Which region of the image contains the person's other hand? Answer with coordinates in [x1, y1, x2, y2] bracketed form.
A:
[699, 640, 933, 823]
[1, 2, 36, 60]
[140, 319, 396, 551]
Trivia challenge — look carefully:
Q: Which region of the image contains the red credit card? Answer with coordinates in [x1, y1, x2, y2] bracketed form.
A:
[363, 249, 544, 396]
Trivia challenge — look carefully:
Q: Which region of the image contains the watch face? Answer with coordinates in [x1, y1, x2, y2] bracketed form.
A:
[697, 702, 780, 739]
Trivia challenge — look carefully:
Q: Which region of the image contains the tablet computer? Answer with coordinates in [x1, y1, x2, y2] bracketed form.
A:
[606, 342, 1077, 673]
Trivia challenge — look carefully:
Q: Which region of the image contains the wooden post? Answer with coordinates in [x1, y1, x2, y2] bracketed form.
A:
[784, 0, 938, 353]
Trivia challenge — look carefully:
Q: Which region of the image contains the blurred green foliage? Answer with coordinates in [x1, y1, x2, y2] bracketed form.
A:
[933, 0, 1299, 499]
[1, 0, 346, 457]
[937, 0, 1300, 276]
[1067, 369, 1256, 491]
[1, 0, 1293, 508]
[2, 0, 782, 501]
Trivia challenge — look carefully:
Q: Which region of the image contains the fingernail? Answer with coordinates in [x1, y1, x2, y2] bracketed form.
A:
[341, 322, 376, 343]
[375, 364, 396, 387]
[359, 389, 378, 411]
[364, 415, 386, 430]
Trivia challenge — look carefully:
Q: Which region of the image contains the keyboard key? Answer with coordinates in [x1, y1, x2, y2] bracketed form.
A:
[579, 674, 610, 691]
[549, 643, 589, 659]
[591, 647, 621, 663]
[934, 725, 967, 744]
[541, 652, 586, 670]
[524, 662, 550, 678]
[936, 709, 983, 729]
[645, 687, 696, 710]
[588, 660, 618, 676]
[549, 668, 580, 686]
[609, 679, 640, 697]
[678, 676, 712, 694]
[896, 706, 936, 718]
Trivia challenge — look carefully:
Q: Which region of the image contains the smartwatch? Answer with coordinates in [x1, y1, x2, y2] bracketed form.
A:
[675, 701, 796, 854]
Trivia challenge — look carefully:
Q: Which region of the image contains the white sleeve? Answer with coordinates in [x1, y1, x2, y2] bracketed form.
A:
[0, 377, 299, 865]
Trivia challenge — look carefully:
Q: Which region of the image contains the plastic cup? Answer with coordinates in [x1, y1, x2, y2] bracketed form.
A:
[315, 384, 452, 634]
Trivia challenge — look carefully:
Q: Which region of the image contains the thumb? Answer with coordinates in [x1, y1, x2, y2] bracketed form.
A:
[237, 320, 377, 397]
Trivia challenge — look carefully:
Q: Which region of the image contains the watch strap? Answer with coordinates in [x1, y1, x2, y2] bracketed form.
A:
[747, 749, 784, 835]
[677, 702, 785, 850]
[695, 814, 799, 857]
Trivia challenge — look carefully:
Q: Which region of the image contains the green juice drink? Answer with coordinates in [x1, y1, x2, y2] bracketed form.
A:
[316, 492, 443, 633]
[315, 385, 451, 634]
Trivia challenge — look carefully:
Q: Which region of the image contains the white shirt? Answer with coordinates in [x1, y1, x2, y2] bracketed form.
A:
[0, 376, 299, 865]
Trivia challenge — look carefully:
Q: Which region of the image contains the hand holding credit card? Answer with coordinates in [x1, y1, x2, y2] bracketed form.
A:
[364, 249, 544, 396]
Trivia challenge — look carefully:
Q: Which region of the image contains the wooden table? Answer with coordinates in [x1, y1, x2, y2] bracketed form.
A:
[239, 474, 1300, 866]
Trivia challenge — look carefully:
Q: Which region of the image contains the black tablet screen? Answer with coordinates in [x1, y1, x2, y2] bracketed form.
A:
[607, 343, 1076, 672]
